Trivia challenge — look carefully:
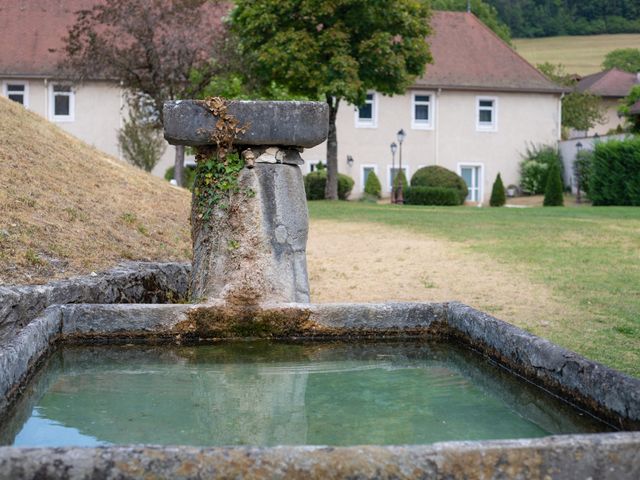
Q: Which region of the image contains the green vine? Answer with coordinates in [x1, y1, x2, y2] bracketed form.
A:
[193, 97, 250, 221]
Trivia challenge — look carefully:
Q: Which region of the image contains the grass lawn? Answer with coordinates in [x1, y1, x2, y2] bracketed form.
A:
[514, 34, 640, 75]
[308, 201, 640, 377]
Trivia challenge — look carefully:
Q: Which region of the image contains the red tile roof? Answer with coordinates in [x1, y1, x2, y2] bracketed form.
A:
[0, 0, 96, 77]
[1, 5, 563, 95]
[576, 69, 639, 98]
[415, 12, 564, 94]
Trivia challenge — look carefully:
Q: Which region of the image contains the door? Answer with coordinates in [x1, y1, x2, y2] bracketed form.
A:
[460, 166, 481, 202]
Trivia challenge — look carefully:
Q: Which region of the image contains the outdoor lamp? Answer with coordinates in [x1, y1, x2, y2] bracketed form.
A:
[396, 129, 406, 204]
[390, 142, 398, 156]
[390, 142, 398, 203]
[347, 155, 354, 168]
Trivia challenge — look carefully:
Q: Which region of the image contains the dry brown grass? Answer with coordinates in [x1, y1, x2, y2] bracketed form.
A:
[307, 220, 580, 338]
[0, 97, 191, 285]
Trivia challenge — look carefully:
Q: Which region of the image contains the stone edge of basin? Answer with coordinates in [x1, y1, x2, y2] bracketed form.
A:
[2, 301, 640, 432]
[1, 433, 640, 479]
[163, 100, 329, 148]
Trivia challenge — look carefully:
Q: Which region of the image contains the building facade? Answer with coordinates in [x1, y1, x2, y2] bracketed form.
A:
[305, 12, 564, 204]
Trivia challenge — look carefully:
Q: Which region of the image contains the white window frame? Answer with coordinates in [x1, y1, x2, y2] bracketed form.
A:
[457, 162, 484, 203]
[307, 161, 323, 174]
[476, 96, 497, 132]
[387, 164, 410, 193]
[360, 164, 379, 191]
[2, 81, 29, 108]
[355, 92, 378, 128]
[411, 91, 434, 130]
[49, 83, 75, 122]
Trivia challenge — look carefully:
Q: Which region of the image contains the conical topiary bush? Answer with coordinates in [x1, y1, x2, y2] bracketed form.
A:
[490, 173, 506, 207]
[543, 161, 564, 207]
[364, 170, 382, 198]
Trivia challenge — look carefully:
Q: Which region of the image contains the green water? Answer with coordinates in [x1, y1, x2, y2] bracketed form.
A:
[0, 341, 611, 447]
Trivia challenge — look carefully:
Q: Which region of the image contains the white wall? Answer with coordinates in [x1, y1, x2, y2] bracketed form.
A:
[305, 89, 562, 203]
[1, 76, 179, 179]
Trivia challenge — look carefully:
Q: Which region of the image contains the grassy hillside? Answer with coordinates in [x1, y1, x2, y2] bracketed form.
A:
[514, 33, 640, 75]
[0, 97, 191, 286]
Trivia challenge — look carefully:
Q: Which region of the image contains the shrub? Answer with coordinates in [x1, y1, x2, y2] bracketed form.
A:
[520, 145, 563, 195]
[573, 150, 594, 197]
[304, 170, 354, 200]
[165, 165, 196, 190]
[410, 165, 467, 204]
[590, 137, 640, 206]
[392, 169, 409, 192]
[404, 186, 460, 206]
[543, 161, 564, 206]
[364, 170, 382, 198]
[489, 173, 506, 207]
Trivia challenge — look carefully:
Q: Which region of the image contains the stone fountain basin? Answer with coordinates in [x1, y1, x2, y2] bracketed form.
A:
[1, 294, 640, 478]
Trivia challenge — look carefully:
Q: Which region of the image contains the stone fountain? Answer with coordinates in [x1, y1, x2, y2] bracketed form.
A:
[0, 100, 639, 479]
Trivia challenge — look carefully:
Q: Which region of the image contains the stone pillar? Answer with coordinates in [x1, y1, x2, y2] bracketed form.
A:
[163, 100, 329, 305]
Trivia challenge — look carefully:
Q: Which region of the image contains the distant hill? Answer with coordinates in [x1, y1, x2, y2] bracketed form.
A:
[486, 0, 640, 38]
[0, 97, 191, 285]
[514, 34, 640, 75]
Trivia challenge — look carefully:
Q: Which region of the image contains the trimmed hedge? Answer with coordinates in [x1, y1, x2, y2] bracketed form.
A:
[410, 166, 467, 204]
[543, 161, 564, 206]
[590, 137, 640, 206]
[490, 173, 506, 207]
[304, 170, 354, 200]
[364, 170, 382, 198]
[404, 186, 460, 206]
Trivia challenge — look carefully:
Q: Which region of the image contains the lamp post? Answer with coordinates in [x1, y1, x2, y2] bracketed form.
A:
[575, 141, 583, 204]
[396, 129, 406, 204]
[390, 142, 398, 203]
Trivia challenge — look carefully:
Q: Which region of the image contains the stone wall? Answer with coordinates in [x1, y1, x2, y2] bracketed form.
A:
[0, 262, 190, 341]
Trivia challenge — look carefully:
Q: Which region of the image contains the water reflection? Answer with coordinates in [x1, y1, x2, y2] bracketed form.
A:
[1, 341, 612, 447]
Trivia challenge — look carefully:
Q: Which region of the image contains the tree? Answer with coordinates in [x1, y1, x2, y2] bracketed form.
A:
[431, 0, 512, 44]
[231, 1, 432, 199]
[538, 63, 605, 135]
[489, 173, 506, 206]
[117, 99, 166, 172]
[619, 85, 640, 133]
[602, 48, 640, 73]
[62, 0, 230, 187]
[543, 161, 564, 207]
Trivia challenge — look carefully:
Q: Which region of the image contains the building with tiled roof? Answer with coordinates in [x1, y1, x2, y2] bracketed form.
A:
[576, 69, 640, 136]
[2, 6, 564, 201]
[306, 11, 564, 203]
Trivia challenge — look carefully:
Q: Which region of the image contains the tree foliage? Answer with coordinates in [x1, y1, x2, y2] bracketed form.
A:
[431, 0, 511, 44]
[117, 100, 166, 172]
[485, 0, 640, 38]
[62, 0, 230, 185]
[602, 48, 640, 73]
[538, 63, 605, 134]
[231, 0, 432, 199]
[520, 144, 563, 195]
[619, 85, 640, 133]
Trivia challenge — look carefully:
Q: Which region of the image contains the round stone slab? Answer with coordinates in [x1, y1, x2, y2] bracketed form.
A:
[163, 100, 329, 148]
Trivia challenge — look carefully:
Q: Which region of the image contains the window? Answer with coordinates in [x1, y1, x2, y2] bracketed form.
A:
[412, 92, 433, 129]
[387, 165, 409, 192]
[459, 164, 483, 202]
[361, 165, 378, 190]
[476, 97, 497, 131]
[50, 84, 75, 122]
[3, 82, 28, 107]
[355, 92, 377, 128]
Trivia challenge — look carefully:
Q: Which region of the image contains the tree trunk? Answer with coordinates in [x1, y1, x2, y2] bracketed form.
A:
[174, 145, 185, 187]
[324, 96, 340, 200]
